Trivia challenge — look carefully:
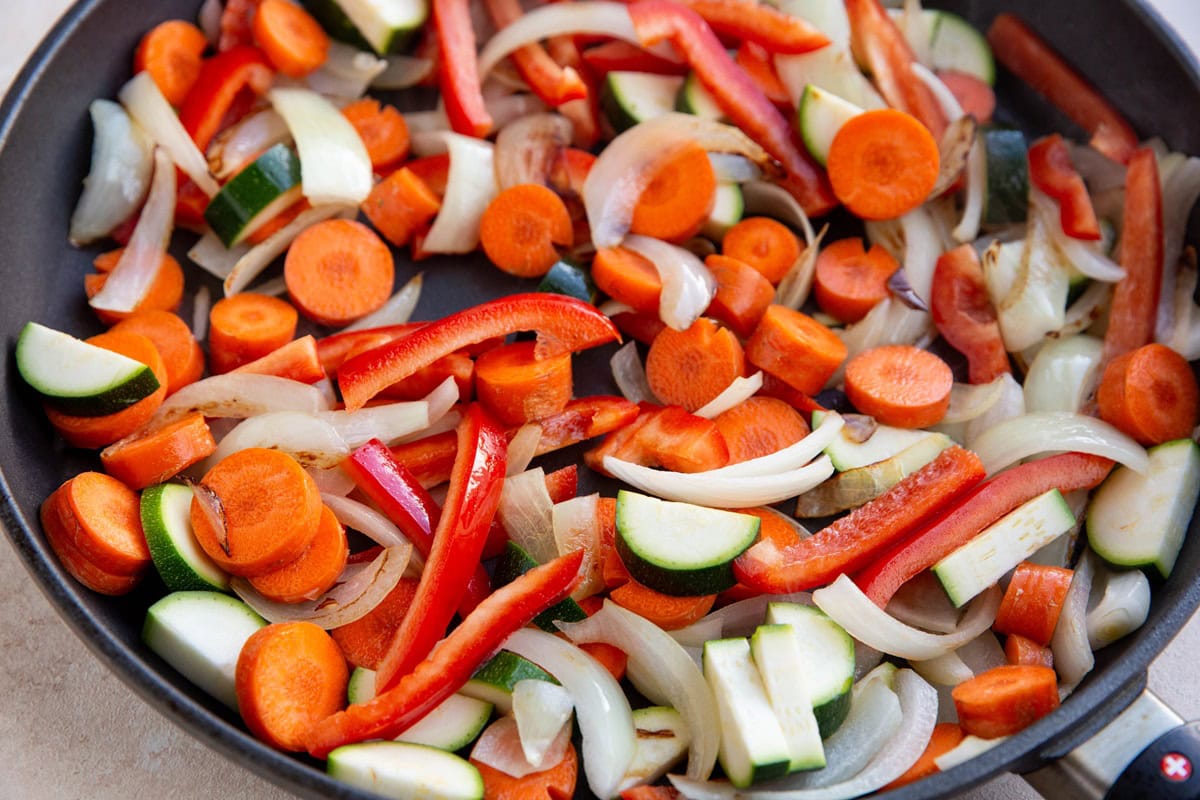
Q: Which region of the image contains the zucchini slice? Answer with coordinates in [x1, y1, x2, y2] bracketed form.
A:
[797, 84, 863, 166]
[764, 603, 855, 739]
[750, 624, 826, 772]
[141, 483, 229, 591]
[982, 128, 1029, 226]
[493, 541, 588, 632]
[348, 668, 494, 751]
[601, 71, 684, 133]
[812, 410, 933, 472]
[701, 182, 745, 242]
[929, 10, 995, 85]
[675, 72, 726, 121]
[328, 742, 483, 800]
[537, 259, 597, 304]
[302, 0, 429, 55]
[461, 650, 557, 715]
[204, 143, 302, 247]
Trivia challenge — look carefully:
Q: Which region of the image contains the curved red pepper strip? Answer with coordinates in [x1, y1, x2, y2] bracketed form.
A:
[483, 0, 589, 106]
[627, 0, 837, 217]
[1103, 148, 1163, 362]
[373, 405, 508, 693]
[178, 46, 273, 152]
[676, 0, 829, 55]
[434, 0, 493, 137]
[930, 244, 1011, 386]
[1028, 134, 1102, 241]
[306, 549, 585, 757]
[733, 445, 985, 593]
[853, 453, 1113, 607]
[579, 40, 689, 77]
[338, 294, 619, 412]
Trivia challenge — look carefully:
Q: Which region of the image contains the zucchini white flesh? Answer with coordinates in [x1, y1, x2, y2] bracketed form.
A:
[349, 668, 494, 751]
[303, 0, 429, 54]
[16, 322, 159, 416]
[797, 84, 863, 166]
[203, 143, 302, 246]
[601, 71, 684, 133]
[812, 410, 933, 472]
[327, 742, 483, 800]
[703, 637, 791, 788]
[620, 706, 691, 791]
[615, 490, 760, 596]
[775, 46, 886, 112]
[934, 489, 1077, 607]
[347, 664, 375, 704]
[764, 603, 855, 738]
[701, 182, 744, 242]
[141, 483, 229, 592]
[1088, 439, 1200, 578]
[142, 591, 266, 709]
[776, 0, 850, 48]
[929, 11, 995, 85]
[675, 72, 726, 121]
[461, 650, 557, 715]
[750, 624, 825, 772]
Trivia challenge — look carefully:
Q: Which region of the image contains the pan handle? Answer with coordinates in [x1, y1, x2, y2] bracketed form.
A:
[1025, 689, 1200, 799]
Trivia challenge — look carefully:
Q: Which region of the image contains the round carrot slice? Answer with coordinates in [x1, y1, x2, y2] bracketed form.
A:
[474, 340, 573, 426]
[58, 471, 150, 576]
[41, 487, 142, 596]
[208, 293, 299, 373]
[86, 251, 185, 326]
[630, 142, 717, 243]
[722, 217, 802, 285]
[134, 20, 209, 107]
[826, 109, 940, 221]
[744, 305, 845, 395]
[249, 505, 349, 604]
[100, 412, 217, 490]
[713, 396, 810, 464]
[110, 310, 205, 395]
[479, 184, 574, 278]
[813, 237, 899, 323]
[645, 317, 746, 412]
[252, 0, 330, 78]
[844, 344, 953, 428]
[284, 219, 396, 327]
[1097, 342, 1199, 446]
[330, 577, 420, 670]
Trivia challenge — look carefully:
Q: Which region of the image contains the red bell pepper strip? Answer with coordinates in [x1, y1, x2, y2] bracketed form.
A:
[374, 405, 508, 693]
[736, 42, 791, 108]
[343, 439, 492, 616]
[218, 0, 259, 51]
[930, 245, 1011, 385]
[844, 0, 947, 140]
[627, 0, 837, 217]
[580, 40, 689, 77]
[483, 0, 589, 107]
[852, 452, 1113, 607]
[305, 549, 585, 758]
[759, 371, 826, 422]
[1027, 134, 1102, 240]
[986, 14, 1138, 165]
[390, 431, 459, 488]
[338, 294, 619, 411]
[671, 0, 829, 55]
[433, 0, 493, 137]
[178, 46, 273, 153]
[733, 445, 985, 593]
[1103, 148, 1163, 362]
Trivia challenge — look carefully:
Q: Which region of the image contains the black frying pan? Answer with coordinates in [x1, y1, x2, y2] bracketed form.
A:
[2, 0, 1199, 798]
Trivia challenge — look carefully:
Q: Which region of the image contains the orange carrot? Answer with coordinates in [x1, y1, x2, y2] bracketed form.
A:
[579, 642, 629, 682]
[1096, 342, 1200, 446]
[244, 198, 311, 246]
[592, 246, 662, 316]
[190, 447, 323, 577]
[110, 310, 204, 395]
[992, 562, 1074, 647]
[644, 318, 746, 412]
[99, 412, 216, 489]
[609, 579, 717, 630]
[252, 0, 330, 78]
[1103, 148, 1163, 361]
[479, 184, 574, 278]
[704, 254, 775, 338]
[722, 217, 802, 285]
[405, 153, 450, 198]
[937, 70, 996, 123]
[475, 340, 573, 426]
[952, 665, 1060, 739]
[284, 219, 396, 327]
[249, 505, 349, 604]
[331, 577, 420, 670]
[882, 723, 966, 790]
[472, 741, 578, 800]
[86, 251, 185, 326]
[379, 352, 475, 402]
[825, 108, 940, 221]
[232, 334, 326, 384]
[611, 309, 668, 347]
[745, 305, 846, 395]
[813, 237, 899, 323]
[342, 98, 410, 172]
[720, 506, 805, 602]
[629, 142, 717, 242]
[758, 371, 826, 420]
[44, 330, 168, 448]
[208, 293, 299, 374]
[40, 487, 142, 596]
[361, 166, 441, 247]
[57, 471, 151, 576]
[585, 405, 730, 475]
[1005, 634, 1055, 669]
[134, 20, 208, 106]
[713, 396, 810, 464]
[621, 786, 683, 800]
[843, 345, 953, 428]
[235, 621, 349, 751]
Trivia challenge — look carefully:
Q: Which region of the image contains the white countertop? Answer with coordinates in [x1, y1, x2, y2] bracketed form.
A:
[2, 2, 1199, 799]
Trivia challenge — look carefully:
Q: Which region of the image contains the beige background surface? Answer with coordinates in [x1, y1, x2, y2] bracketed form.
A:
[2, 2, 1199, 799]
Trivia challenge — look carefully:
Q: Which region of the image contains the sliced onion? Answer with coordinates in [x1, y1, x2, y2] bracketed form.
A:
[423, 133, 498, 254]
[224, 203, 353, 295]
[506, 424, 543, 476]
[963, 372, 1025, 450]
[813, 575, 1002, 661]
[559, 600, 721, 781]
[495, 113, 573, 189]
[372, 55, 435, 90]
[69, 99, 154, 245]
[1069, 143, 1127, 193]
[321, 494, 420, 567]
[153, 373, 325, 425]
[192, 285, 211, 341]
[320, 399, 433, 449]
[940, 376, 1007, 425]
[970, 411, 1148, 476]
[832, 298, 933, 387]
[705, 410, 844, 478]
[707, 153, 761, 184]
[958, 631, 1008, 675]
[1158, 153, 1200, 340]
[910, 651, 974, 686]
[268, 87, 372, 205]
[312, 377, 339, 412]
[611, 341, 659, 405]
[308, 465, 357, 497]
[198, 0, 222, 44]
[1052, 549, 1096, 689]
[899, 206, 943, 307]
[207, 109, 290, 180]
[118, 72, 219, 196]
[187, 231, 246, 280]
[1062, 280, 1112, 339]
[954, 133, 987, 243]
[472, 715, 570, 779]
[742, 181, 815, 245]
[231, 544, 412, 628]
[409, 94, 548, 141]
[885, 571, 963, 634]
[191, 480, 230, 556]
[694, 372, 764, 419]
[513, 679, 575, 768]
[88, 148, 175, 314]
[210, 411, 349, 469]
[478, 2, 637, 79]
[600, 299, 636, 317]
[928, 115, 976, 198]
[503, 628, 637, 800]
[1023, 334, 1104, 415]
[307, 41, 387, 99]
[934, 734, 1007, 771]
[554, 494, 604, 600]
[624, 235, 717, 331]
[1030, 190, 1125, 282]
[498, 468, 557, 563]
[669, 592, 813, 647]
[396, 407, 463, 445]
[249, 275, 288, 296]
[1086, 563, 1150, 650]
[775, 224, 826, 310]
[603, 454, 834, 508]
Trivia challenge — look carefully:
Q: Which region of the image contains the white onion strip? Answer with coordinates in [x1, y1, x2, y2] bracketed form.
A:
[478, 2, 638, 79]
[210, 411, 349, 469]
[192, 285, 211, 342]
[268, 87, 372, 206]
[208, 109, 290, 180]
[623, 235, 716, 331]
[423, 133, 498, 254]
[703, 411, 844, 478]
[69, 99, 154, 245]
[188, 231, 247, 280]
[695, 372, 763, 419]
[152, 373, 325, 425]
[306, 41, 387, 99]
[940, 377, 1007, 425]
[321, 494, 420, 565]
[969, 411, 1149, 476]
[611, 341, 658, 405]
[512, 680, 574, 769]
[604, 455, 834, 508]
[223, 203, 353, 295]
[498, 468, 557, 563]
[506, 424, 543, 476]
[118, 72, 219, 196]
[1051, 549, 1096, 690]
[372, 55, 435, 90]
[320, 400, 432, 449]
[1031, 190, 1126, 282]
[775, 224, 826, 311]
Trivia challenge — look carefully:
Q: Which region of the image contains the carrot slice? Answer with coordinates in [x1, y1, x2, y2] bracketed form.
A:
[235, 621, 349, 751]
[362, 166, 442, 248]
[252, 0, 330, 78]
[611, 309, 668, 347]
[609, 579, 717, 630]
[843, 344, 953, 428]
[110, 310, 204, 395]
[745, 305, 846, 395]
[992, 562, 1074, 647]
[58, 471, 151, 576]
[284, 219, 396, 327]
[342, 98, 410, 172]
[405, 153, 450, 198]
[41, 487, 142, 596]
[86, 251, 185, 326]
[1097, 342, 1199, 446]
[813, 237, 899, 323]
[644, 317, 746, 412]
[190, 447, 323, 577]
[578, 641, 629, 682]
[208, 293, 299, 374]
[704, 254, 775, 338]
[721, 217, 802, 285]
[1005, 634, 1055, 669]
[882, 723, 966, 790]
[471, 741, 578, 800]
[100, 412, 216, 489]
[232, 334, 326, 384]
[592, 246, 662, 316]
[713, 396, 810, 464]
[826, 108, 940, 221]
[720, 506, 804, 603]
[586, 405, 729, 475]
[330, 577, 420, 670]
[134, 20, 209, 106]
[249, 505, 349, 604]
[479, 184, 574, 278]
[952, 665, 1060, 739]
[475, 340, 573, 426]
[629, 142, 717, 242]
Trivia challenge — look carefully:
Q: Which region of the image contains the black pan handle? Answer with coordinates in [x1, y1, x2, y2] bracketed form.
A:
[1025, 689, 1200, 799]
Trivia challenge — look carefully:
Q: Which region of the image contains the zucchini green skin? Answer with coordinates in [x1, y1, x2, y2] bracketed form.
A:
[492, 542, 588, 632]
[204, 143, 302, 246]
[537, 259, 598, 305]
[601, 71, 684, 133]
[675, 72, 726, 121]
[301, 0, 427, 54]
[327, 742, 484, 800]
[302, 0, 375, 51]
[983, 128, 1029, 226]
[141, 483, 229, 592]
[462, 650, 558, 714]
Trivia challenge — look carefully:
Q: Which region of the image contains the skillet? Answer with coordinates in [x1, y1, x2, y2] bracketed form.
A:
[2, 0, 1199, 797]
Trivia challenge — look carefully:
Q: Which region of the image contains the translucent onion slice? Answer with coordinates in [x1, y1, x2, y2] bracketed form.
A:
[306, 41, 387, 99]
[704, 411, 844, 478]
[559, 600, 721, 781]
[406, 95, 548, 140]
[934, 734, 1007, 771]
[210, 411, 349, 469]
[910, 651, 974, 686]
[669, 592, 813, 647]
[899, 206, 943, 307]
[197, 0, 222, 44]
[308, 465, 357, 497]
[1023, 334, 1104, 415]
[742, 181, 815, 245]
[512, 679, 575, 768]
[503, 628, 637, 800]
[506, 424, 543, 476]
[603, 455, 834, 508]
[970, 411, 1148, 476]
[69, 99, 154, 245]
[885, 571, 963, 634]
[695, 372, 763, 419]
[224, 203, 354, 295]
[940, 376, 1007, 425]
[423, 133, 498, 254]
[268, 87, 372, 205]
[320, 398, 434, 449]
[192, 285, 211, 341]
[624, 235, 717, 331]
[1030, 190, 1125, 282]
[498, 468, 557, 563]
[118, 72, 219, 196]
[832, 298, 933, 387]
[775, 224, 826, 311]
[208, 109, 290, 180]
[321, 494, 420, 570]
[477, 2, 638, 79]
[494, 113, 573, 190]
[1086, 563, 1150, 650]
[553, 494, 604, 600]
[1051, 549, 1096, 690]
[611, 341, 658, 405]
[372, 55, 435, 90]
[472, 715, 571, 779]
[963, 373, 1025, 450]
[188, 231, 248, 280]
[707, 153, 761, 183]
[152, 373, 325, 425]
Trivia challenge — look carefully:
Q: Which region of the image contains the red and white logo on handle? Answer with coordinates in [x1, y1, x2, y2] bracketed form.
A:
[1161, 752, 1193, 782]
